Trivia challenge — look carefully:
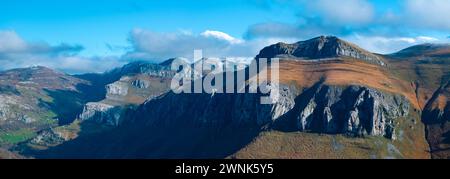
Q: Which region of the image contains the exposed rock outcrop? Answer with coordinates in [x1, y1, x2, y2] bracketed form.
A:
[30, 129, 65, 146]
[287, 85, 409, 139]
[77, 59, 178, 126]
[0, 95, 35, 123]
[132, 79, 150, 89]
[78, 102, 128, 126]
[106, 80, 129, 97]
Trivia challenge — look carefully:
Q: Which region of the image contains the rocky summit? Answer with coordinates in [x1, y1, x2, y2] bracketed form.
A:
[256, 36, 385, 66]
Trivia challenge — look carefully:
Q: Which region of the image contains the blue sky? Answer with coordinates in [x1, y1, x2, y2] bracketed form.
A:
[1, 0, 450, 73]
[0, 0, 298, 56]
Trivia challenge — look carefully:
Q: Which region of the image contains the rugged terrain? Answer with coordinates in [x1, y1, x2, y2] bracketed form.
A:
[0, 36, 448, 159]
[387, 43, 450, 158]
[77, 60, 176, 126]
[0, 66, 95, 151]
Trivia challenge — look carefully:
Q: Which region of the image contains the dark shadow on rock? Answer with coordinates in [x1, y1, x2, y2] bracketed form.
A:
[271, 79, 325, 132]
[21, 121, 261, 159]
[39, 73, 119, 126]
[40, 89, 87, 126]
[0, 85, 20, 95]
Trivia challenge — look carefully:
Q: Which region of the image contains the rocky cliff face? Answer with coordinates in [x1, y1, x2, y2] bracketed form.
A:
[256, 36, 385, 66]
[77, 59, 177, 126]
[78, 102, 129, 126]
[132, 82, 409, 139]
[277, 85, 409, 139]
[133, 84, 296, 128]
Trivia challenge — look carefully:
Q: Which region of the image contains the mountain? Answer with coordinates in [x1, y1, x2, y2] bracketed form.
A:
[256, 36, 385, 66]
[386, 43, 450, 158]
[2, 36, 449, 159]
[8, 59, 181, 152]
[77, 60, 177, 126]
[0, 66, 95, 151]
[8, 36, 435, 159]
[390, 43, 450, 58]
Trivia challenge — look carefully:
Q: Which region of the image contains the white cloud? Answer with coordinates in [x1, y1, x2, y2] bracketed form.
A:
[243, 0, 450, 54]
[126, 28, 287, 61]
[0, 31, 28, 52]
[200, 30, 243, 44]
[346, 35, 440, 54]
[0, 30, 123, 74]
[404, 0, 450, 30]
[1, 29, 293, 73]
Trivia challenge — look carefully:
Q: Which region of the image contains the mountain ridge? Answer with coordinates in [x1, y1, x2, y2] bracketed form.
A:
[0, 36, 448, 159]
[256, 36, 385, 66]
[390, 43, 450, 58]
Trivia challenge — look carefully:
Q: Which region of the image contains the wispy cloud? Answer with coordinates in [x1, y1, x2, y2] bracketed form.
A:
[403, 0, 450, 31]
[345, 35, 439, 54]
[124, 28, 289, 62]
[301, 0, 375, 25]
[0, 30, 123, 74]
[0, 30, 83, 54]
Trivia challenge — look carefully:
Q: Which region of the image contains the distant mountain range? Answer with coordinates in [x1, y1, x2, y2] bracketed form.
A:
[1, 36, 449, 159]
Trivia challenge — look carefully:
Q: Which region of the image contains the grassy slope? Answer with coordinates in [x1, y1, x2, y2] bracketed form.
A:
[232, 108, 429, 159]
[0, 129, 36, 145]
[0, 77, 92, 151]
[268, 58, 420, 109]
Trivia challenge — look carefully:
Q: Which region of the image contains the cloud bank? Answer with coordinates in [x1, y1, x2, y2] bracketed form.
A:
[0, 29, 285, 73]
[245, 0, 450, 53]
[124, 28, 290, 61]
[0, 30, 123, 74]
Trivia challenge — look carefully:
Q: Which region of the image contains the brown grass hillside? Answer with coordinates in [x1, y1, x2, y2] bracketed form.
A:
[265, 58, 421, 109]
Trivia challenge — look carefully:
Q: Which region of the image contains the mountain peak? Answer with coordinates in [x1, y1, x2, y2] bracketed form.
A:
[0, 65, 85, 90]
[159, 58, 189, 67]
[0, 65, 64, 76]
[391, 43, 450, 58]
[256, 36, 384, 66]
